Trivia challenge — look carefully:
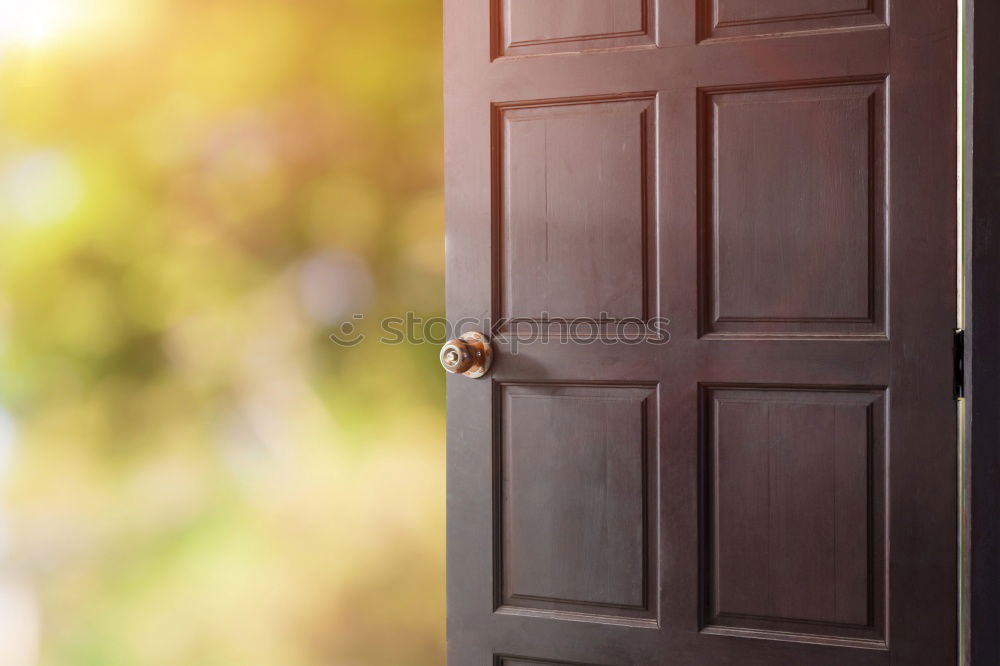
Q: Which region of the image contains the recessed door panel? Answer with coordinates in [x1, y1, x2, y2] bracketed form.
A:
[495, 0, 654, 58]
[497, 657, 610, 666]
[497, 383, 657, 621]
[702, 0, 886, 40]
[496, 96, 656, 328]
[702, 80, 886, 337]
[704, 387, 886, 645]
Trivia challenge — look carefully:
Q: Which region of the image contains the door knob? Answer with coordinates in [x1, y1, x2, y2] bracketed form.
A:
[440, 331, 492, 378]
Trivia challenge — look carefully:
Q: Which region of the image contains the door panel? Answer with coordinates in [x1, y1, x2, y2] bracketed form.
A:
[703, 0, 886, 41]
[702, 79, 886, 336]
[498, 658, 609, 666]
[497, 96, 656, 325]
[446, 0, 957, 664]
[498, 384, 657, 621]
[705, 387, 885, 644]
[495, 0, 655, 58]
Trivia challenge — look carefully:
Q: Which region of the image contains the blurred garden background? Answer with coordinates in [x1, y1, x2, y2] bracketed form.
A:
[0, 0, 446, 664]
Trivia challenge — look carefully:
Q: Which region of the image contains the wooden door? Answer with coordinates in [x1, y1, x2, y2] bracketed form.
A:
[444, 2, 957, 665]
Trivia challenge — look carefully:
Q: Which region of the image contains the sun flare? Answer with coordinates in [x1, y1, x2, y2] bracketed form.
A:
[0, 0, 80, 49]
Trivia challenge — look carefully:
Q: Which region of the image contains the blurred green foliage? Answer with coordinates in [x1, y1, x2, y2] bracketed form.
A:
[0, 0, 445, 664]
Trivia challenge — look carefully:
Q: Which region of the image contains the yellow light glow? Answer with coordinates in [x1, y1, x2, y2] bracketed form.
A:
[0, 0, 80, 49]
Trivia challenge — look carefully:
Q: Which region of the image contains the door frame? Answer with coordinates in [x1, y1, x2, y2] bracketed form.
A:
[966, 2, 1000, 665]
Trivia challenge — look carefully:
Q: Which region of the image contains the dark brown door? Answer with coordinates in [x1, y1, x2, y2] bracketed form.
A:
[445, 2, 957, 665]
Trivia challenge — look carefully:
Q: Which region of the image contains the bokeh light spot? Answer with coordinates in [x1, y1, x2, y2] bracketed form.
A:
[297, 250, 374, 325]
[0, 150, 83, 226]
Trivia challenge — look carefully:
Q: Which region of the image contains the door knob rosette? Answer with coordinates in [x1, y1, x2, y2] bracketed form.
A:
[440, 331, 492, 378]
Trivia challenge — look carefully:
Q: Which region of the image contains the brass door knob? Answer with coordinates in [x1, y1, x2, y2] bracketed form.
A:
[440, 331, 492, 378]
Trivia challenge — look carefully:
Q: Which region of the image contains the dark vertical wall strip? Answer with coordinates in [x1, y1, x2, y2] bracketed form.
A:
[971, 1, 1000, 663]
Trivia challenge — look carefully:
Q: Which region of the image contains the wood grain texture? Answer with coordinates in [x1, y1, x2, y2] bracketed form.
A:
[702, 0, 886, 41]
[496, 383, 657, 621]
[495, 0, 654, 58]
[701, 79, 886, 337]
[704, 387, 885, 644]
[497, 657, 610, 666]
[496, 96, 655, 327]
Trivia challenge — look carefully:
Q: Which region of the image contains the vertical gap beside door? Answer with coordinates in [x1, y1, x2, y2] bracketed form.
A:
[958, 0, 973, 663]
